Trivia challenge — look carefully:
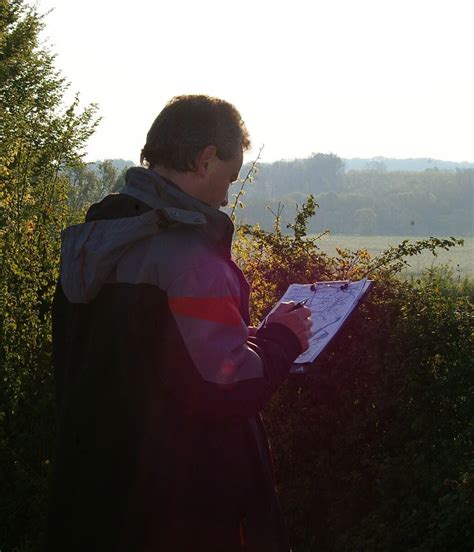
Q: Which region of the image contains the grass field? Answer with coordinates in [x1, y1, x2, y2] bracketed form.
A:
[312, 234, 473, 277]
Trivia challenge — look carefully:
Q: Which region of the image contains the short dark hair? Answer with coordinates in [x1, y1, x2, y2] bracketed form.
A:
[140, 95, 251, 171]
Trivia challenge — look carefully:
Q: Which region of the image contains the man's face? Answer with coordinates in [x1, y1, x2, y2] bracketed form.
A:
[203, 148, 243, 209]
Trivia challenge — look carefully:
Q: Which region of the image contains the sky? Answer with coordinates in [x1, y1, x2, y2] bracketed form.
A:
[37, 0, 474, 165]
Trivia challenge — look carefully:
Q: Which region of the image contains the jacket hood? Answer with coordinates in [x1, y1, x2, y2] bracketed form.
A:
[60, 167, 233, 304]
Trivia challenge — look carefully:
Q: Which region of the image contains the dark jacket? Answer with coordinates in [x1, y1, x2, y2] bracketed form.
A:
[45, 167, 301, 551]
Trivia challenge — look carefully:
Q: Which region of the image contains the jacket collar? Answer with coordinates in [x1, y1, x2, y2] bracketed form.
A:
[120, 167, 234, 255]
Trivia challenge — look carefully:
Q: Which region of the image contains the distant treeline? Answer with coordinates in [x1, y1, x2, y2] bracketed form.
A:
[81, 154, 474, 236]
[343, 156, 474, 172]
[228, 154, 474, 236]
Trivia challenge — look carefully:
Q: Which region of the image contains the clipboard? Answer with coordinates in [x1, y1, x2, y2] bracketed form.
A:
[262, 278, 373, 373]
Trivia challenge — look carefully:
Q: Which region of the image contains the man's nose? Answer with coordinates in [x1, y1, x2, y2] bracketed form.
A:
[221, 191, 229, 207]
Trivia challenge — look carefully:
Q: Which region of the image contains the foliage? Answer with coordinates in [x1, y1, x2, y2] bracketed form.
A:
[228, 145, 264, 222]
[409, 264, 474, 303]
[234, 195, 463, 323]
[233, 201, 473, 551]
[0, 0, 98, 548]
[229, 155, 474, 236]
[65, 159, 125, 218]
[234, 196, 333, 323]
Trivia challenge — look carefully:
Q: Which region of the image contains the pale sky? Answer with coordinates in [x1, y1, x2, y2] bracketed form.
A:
[37, 0, 474, 165]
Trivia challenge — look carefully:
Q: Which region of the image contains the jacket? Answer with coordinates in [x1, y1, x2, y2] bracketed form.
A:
[45, 167, 301, 551]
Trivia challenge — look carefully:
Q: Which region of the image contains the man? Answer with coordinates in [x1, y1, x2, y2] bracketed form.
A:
[46, 95, 312, 551]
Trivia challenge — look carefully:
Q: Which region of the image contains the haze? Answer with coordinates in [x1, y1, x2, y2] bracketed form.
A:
[37, 0, 474, 164]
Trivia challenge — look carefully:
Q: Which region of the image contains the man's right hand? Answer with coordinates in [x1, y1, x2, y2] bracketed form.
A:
[265, 302, 313, 352]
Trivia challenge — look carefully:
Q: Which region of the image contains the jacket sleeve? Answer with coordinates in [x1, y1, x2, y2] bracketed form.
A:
[163, 261, 302, 420]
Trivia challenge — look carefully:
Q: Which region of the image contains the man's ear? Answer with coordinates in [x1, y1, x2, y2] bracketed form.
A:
[194, 145, 217, 177]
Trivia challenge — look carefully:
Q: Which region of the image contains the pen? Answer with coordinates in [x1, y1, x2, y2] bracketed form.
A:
[291, 298, 309, 310]
[293, 283, 318, 310]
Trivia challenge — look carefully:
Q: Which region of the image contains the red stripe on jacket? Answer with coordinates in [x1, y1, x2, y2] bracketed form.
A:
[168, 296, 242, 327]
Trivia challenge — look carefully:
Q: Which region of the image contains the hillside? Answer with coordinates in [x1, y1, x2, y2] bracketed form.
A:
[230, 154, 473, 236]
[343, 157, 474, 172]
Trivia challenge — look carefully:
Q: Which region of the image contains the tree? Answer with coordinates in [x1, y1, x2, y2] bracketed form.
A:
[353, 207, 377, 234]
[0, 1, 99, 547]
[66, 159, 120, 215]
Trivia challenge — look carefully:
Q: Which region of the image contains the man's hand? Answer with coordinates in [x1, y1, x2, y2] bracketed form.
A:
[266, 302, 313, 352]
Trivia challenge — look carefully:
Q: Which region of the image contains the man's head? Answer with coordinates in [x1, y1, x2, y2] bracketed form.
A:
[141, 95, 251, 209]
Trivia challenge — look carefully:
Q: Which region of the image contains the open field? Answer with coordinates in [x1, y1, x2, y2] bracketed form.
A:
[312, 234, 474, 277]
